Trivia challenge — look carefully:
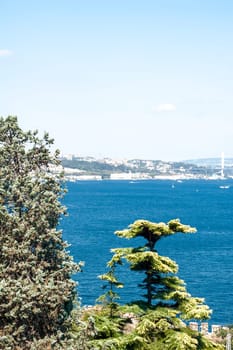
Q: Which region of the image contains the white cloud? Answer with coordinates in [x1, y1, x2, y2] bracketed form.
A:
[0, 49, 13, 57]
[155, 103, 177, 112]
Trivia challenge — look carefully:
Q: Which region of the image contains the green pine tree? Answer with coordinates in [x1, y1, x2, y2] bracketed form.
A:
[113, 219, 210, 319]
[88, 219, 223, 349]
[97, 257, 124, 318]
[0, 116, 81, 349]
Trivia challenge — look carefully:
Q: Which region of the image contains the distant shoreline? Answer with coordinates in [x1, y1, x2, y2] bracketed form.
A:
[59, 155, 233, 181]
[64, 175, 233, 182]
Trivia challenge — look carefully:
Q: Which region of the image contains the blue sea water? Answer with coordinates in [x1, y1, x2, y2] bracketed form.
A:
[62, 180, 233, 326]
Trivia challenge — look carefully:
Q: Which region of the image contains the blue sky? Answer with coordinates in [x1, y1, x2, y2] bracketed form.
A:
[1, 0, 233, 161]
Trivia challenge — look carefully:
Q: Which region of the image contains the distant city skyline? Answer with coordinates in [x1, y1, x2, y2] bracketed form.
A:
[1, 1, 233, 161]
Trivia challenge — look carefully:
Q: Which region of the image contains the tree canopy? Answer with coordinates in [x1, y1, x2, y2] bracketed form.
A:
[0, 116, 80, 349]
[113, 219, 204, 311]
[90, 219, 223, 349]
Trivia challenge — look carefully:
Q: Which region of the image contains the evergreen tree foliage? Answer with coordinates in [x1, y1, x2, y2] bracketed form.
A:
[113, 219, 210, 319]
[0, 116, 81, 349]
[97, 253, 124, 318]
[88, 219, 224, 349]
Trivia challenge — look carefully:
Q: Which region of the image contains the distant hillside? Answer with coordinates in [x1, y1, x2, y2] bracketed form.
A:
[60, 156, 218, 178]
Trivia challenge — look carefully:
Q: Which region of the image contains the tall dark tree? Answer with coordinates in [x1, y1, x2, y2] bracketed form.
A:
[0, 116, 80, 349]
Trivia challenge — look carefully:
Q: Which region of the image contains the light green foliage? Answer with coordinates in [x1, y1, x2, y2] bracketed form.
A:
[0, 116, 81, 349]
[97, 253, 124, 318]
[83, 303, 224, 350]
[162, 330, 198, 350]
[88, 219, 224, 349]
[113, 219, 210, 317]
[115, 219, 196, 247]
